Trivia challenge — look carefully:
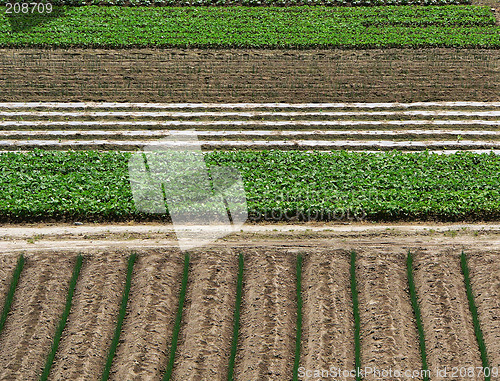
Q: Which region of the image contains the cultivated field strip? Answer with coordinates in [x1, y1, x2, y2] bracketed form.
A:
[49, 253, 128, 381]
[0, 255, 19, 326]
[171, 250, 237, 381]
[0, 255, 75, 380]
[413, 250, 485, 380]
[109, 250, 184, 381]
[0, 249, 498, 380]
[356, 251, 422, 381]
[1, 103, 499, 151]
[300, 251, 356, 381]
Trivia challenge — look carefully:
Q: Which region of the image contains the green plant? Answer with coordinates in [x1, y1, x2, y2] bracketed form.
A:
[163, 252, 190, 381]
[406, 251, 429, 381]
[101, 253, 137, 381]
[292, 254, 303, 381]
[0, 255, 25, 335]
[350, 251, 361, 381]
[460, 252, 490, 381]
[227, 253, 244, 381]
[39, 255, 83, 381]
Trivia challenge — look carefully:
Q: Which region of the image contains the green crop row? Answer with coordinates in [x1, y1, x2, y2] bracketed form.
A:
[163, 253, 190, 381]
[101, 254, 136, 381]
[0, 255, 25, 336]
[0, 6, 498, 48]
[0, 0, 472, 7]
[2, 150, 500, 222]
[406, 252, 429, 381]
[227, 253, 244, 381]
[40, 255, 83, 381]
[460, 252, 490, 381]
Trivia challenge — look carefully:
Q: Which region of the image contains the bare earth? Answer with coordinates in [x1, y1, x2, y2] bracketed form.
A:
[0, 226, 498, 380]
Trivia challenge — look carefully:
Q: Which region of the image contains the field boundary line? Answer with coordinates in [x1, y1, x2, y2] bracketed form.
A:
[406, 251, 430, 381]
[39, 254, 83, 381]
[292, 254, 303, 381]
[162, 252, 190, 381]
[0, 254, 24, 336]
[227, 253, 244, 381]
[1, 102, 499, 109]
[100, 253, 137, 381]
[460, 251, 491, 381]
[350, 251, 362, 381]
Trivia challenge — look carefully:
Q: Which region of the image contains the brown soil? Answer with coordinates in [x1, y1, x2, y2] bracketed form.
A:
[0, 255, 19, 316]
[467, 252, 500, 370]
[234, 249, 297, 381]
[356, 250, 422, 380]
[172, 249, 238, 381]
[0, 254, 75, 380]
[109, 249, 184, 381]
[413, 250, 484, 380]
[0, 48, 498, 103]
[300, 250, 355, 381]
[49, 252, 128, 381]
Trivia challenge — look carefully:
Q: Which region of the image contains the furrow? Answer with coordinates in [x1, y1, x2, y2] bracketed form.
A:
[413, 250, 484, 380]
[49, 252, 128, 381]
[357, 250, 421, 381]
[0, 255, 19, 323]
[109, 250, 184, 381]
[235, 249, 296, 381]
[171, 249, 237, 381]
[466, 253, 500, 370]
[300, 250, 355, 381]
[0, 254, 74, 381]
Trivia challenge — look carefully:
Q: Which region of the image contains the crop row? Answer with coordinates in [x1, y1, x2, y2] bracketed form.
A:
[0, 6, 498, 48]
[0, 0, 472, 7]
[2, 150, 500, 222]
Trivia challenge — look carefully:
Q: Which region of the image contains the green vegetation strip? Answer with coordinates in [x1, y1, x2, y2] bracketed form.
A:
[3, 150, 500, 222]
[406, 251, 429, 381]
[0, 254, 24, 336]
[39, 254, 83, 381]
[163, 252, 190, 381]
[227, 253, 244, 381]
[101, 253, 136, 381]
[460, 251, 490, 381]
[0, 6, 498, 48]
[350, 251, 361, 381]
[292, 254, 303, 381]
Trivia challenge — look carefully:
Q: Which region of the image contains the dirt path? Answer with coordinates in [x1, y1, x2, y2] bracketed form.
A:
[0, 255, 19, 315]
[49, 252, 128, 381]
[235, 249, 297, 381]
[0, 254, 75, 380]
[109, 249, 184, 381]
[467, 252, 500, 370]
[172, 249, 238, 381]
[414, 250, 484, 380]
[300, 250, 355, 380]
[357, 250, 422, 380]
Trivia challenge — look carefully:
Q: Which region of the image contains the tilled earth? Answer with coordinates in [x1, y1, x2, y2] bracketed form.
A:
[0, 230, 498, 380]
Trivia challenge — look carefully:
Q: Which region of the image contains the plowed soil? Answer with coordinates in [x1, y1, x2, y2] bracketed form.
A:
[109, 249, 184, 381]
[414, 250, 484, 380]
[172, 249, 238, 381]
[0, 256, 18, 317]
[0, 48, 498, 103]
[356, 250, 422, 380]
[49, 252, 128, 381]
[300, 250, 355, 381]
[467, 252, 500, 370]
[0, 254, 74, 380]
[0, 229, 498, 380]
[235, 249, 297, 381]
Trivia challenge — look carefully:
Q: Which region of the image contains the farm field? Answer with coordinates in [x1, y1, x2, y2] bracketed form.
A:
[0, 229, 499, 380]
